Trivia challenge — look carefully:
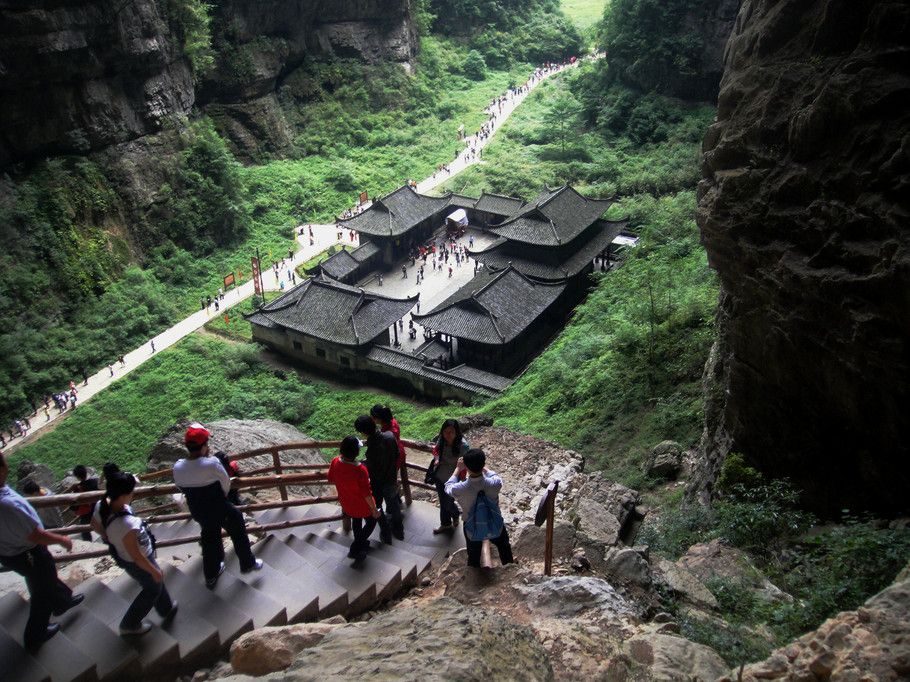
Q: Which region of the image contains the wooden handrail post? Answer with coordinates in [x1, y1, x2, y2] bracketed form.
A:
[272, 447, 288, 501]
[400, 463, 413, 507]
[534, 480, 559, 577]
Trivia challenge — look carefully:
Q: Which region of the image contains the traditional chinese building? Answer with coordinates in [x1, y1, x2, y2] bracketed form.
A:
[246, 273, 417, 374]
[410, 266, 567, 376]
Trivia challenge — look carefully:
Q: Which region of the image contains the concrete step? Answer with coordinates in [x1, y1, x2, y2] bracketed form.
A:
[57, 608, 141, 681]
[220, 546, 318, 623]
[254, 505, 343, 539]
[0, 592, 97, 682]
[75, 579, 180, 673]
[254, 535, 348, 619]
[150, 519, 201, 561]
[161, 563, 256, 641]
[283, 534, 377, 616]
[106, 571, 219, 669]
[399, 502, 466, 562]
[320, 529, 431, 586]
[0, 625, 51, 682]
[301, 532, 403, 603]
[177, 557, 288, 628]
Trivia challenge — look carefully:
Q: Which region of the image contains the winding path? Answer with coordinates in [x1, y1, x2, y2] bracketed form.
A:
[6, 58, 582, 454]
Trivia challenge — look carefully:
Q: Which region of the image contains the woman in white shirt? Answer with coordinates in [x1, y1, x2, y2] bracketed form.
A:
[98, 473, 177, 636]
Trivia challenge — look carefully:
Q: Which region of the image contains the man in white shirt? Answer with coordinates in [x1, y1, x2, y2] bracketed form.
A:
[0, 452, 84, 649]
[445, 448, 514, 568]
[173, 424, 262, 589]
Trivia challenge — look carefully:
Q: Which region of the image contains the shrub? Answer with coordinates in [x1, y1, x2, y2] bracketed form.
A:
[461, 50, 488, 80]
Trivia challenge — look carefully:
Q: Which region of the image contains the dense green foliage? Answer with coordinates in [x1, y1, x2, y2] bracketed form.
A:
[0, 122, 250, 424]
[428, 0, 585, 67]
[599, 0, 708, 92]
[167, 0, 215, 78]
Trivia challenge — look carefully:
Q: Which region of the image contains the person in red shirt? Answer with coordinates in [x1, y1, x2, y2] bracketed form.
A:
[327, 436, 381, 563]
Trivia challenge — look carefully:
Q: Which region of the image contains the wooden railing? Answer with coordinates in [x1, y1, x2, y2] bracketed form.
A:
[19, 438, 442, 565]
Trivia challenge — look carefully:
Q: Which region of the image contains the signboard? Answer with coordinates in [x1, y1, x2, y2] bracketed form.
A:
[251, 257, 262, 296]
[359, 191, 368, 205]
[223, 273, 236, 289]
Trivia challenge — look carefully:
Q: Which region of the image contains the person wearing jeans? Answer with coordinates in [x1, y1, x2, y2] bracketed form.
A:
[432, 419, 469, 534]
[328, 436, 381, 563]
[99, 472, 176, 636]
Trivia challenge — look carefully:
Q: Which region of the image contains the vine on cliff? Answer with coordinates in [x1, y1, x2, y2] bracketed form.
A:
[168, 0, 215, 79]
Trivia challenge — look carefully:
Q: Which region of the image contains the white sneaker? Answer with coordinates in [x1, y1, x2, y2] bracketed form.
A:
[120, 621, 152, 636]
[241, 559, 264, 573]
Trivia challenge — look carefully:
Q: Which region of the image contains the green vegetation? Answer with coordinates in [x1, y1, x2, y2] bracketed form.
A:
[599, 0, 708, 92]
[14, 336, 453, 475]
[428, 0, 584, 66]
[561, 0, 609, 34]
[167, 0, 215, 78]
[640, 457, 910, 666]
[203, 298, 255, 343]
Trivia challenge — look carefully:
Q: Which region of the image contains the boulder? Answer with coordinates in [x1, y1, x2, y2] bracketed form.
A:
[730, 576, 910, 682]
[15, 460, 56, 491]
[148, 419, 331, 495]
[654, 558, 719, 610]
[246, 598, 553, 681]
[571, 498, 622, 571]
[513, 576, 633, 619]
[604, 547, 651, 587]
[230, 622, 345, 675]
[625, 632, 729, 681]
[678, 540, 790, 604]
[646, 441, 683, 479]
[512, 520, 576, 562]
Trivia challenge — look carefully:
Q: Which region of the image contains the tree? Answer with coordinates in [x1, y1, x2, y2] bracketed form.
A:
[543, 94, 581, 154]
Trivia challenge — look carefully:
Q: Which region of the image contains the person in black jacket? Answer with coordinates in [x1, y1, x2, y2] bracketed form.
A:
[173, 424, 262, 589]
[355, 415, 404, 543]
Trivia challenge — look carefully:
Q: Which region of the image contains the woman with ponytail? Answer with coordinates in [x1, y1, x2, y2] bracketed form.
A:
[100, 472, 177, 636]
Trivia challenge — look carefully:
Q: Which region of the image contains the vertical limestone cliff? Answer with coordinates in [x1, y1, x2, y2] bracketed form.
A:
[694, 0, 910, 514]
[0, 0, 418, 169]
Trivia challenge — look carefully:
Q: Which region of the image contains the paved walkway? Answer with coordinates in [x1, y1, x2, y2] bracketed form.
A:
[6, 58, 586, 454]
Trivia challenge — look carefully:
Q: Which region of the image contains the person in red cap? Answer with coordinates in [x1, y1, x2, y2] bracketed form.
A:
[173, 423, 262, 589]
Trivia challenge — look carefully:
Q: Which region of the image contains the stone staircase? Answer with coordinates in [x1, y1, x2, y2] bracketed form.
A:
[0, 501, 463, 681]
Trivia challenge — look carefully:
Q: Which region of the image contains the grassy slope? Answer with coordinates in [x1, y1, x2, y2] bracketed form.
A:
[561, 0, 609, 33]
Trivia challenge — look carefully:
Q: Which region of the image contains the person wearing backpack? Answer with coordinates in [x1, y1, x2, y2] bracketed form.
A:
[444, 448, 514, 568]
[96, 472, 177, 636]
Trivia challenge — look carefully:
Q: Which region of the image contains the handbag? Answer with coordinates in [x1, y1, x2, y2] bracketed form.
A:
[424, 457, 438, 485]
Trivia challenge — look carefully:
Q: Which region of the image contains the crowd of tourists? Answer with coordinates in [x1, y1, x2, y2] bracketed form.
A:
[0, 410, 511, 650]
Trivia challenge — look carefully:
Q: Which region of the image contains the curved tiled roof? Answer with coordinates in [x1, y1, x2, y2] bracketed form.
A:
[473, 192, 526, 217]
[366, 345, 511, 396]
[489, 185, 616, 246]
[338, 185, 452, 237]
[246, 274, 417, 347]
[317, 249, 359, 280]
[411, 267, 566, 345]
[470, 219, 628, 280]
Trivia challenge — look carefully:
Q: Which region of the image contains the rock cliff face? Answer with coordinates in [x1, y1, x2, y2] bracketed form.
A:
[695, 0, 910, 514]
[610, 0, 742, 102]
[0, 0, 418, 168]
[0, 0, 194, 167]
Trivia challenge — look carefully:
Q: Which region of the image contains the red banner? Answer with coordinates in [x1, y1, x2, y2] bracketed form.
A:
[359, 191, 368, 205]
[223, 273, 236, 289]
[251, 257, 262, 296]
